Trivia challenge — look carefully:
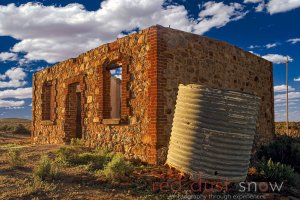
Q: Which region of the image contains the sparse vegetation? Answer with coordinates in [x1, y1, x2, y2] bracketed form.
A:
[6, 148, 24, 168]
[13, 124, 31, 135]
[260, 159, 299, 186]
[1, 120, 299, 199]
[33, 154, 59, 181]
[26, 177, 57, 196]
[55, 146, 80, 165]
[0, 118, 31, 134]
[70, 138, 84, 146]
[100, 153, 133, 182]
[55, 146, 115, 171]
[258, 135, 300, 172]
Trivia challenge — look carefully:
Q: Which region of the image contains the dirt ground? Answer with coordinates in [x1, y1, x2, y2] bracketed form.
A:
[0, 132, 173, 200]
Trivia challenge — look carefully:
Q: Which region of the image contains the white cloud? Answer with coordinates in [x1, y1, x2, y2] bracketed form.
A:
[255, 2, 265, 12]
[0, 100, 25, 108]
[244, 0, 300, 14]
[244, 0, 263, 3]
[262, 54, 293, 64]
[243, 0, 265, 12]
[249, 43, 279, 49]
[0, 1, 247, 63]
[0, 87, 32, 99]
[275, 102, 297, 107]
[274, 85, 295, 93]
[249, 51, 260, 56]
[275, 110, 300, 122]
[275, 92, 300, 102]
[5, 106, 25, 109]
[194, 2, 246, 35]
[0, 52, 17, 62]
[249, 45, 260, 49]
[287, 38, 300, 44]
[267, 0, 300, 14]
[0, 67, 27, 88]
[265, 43, 278, 48]
[294, 77, 300, 81]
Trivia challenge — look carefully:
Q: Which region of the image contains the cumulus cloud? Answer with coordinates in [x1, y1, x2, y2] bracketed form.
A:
[0, 99, 25, 108]
[0, 1, 247, 63]
[274, 85, 295, 93]
[0, 52, 17, 62]
[262, 54, 293, 64]
[0, 87, 32, 99]
[193, 2, 247, 35]
[294, 77, 300, 81]
[267, 0, 300, 14]
[0, 67, 27, 88]
[287, 38, 300, 44]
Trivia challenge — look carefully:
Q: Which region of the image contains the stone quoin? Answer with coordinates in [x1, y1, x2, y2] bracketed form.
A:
[32, 25, 274, 164]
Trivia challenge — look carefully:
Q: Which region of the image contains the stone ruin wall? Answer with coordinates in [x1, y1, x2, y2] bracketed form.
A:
[154, 27, 274, 154]
[32, 27, 159, 163]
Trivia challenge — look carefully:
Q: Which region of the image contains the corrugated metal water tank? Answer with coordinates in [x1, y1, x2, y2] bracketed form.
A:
[166, 84, 261, 182]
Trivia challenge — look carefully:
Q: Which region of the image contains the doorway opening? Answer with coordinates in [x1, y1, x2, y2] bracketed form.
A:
[65, 83, 82, 142]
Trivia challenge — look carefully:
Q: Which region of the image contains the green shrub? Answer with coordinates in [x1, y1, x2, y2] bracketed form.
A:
[101, 153, 133, 181]
[55, 146, 79, 165]
[260, 159, 299, 186]
[26, 176, 57, 196]
[258, 136, 300, 172]
[70, 138, 84, 146]
[6, 148, 24, 168]
[55, 146, 114, 171]
[12, 124, 31, 135]
[76, 152, 108, 170]
[34, 154, 58, 181]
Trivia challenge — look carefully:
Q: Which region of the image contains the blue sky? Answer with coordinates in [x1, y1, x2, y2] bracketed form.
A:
[0, 0, 299, 121]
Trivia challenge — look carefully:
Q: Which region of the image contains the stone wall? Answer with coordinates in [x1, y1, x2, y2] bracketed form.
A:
[155, 26, 274, 156]
[32, 25, 274, 164]
[32, 26, 158, 163]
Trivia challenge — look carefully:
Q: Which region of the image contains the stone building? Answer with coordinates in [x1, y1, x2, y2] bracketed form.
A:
[32, 25, 274, 164]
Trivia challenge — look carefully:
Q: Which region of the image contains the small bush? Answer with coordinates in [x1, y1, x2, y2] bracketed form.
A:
[26, 176, 57, 196]
[101, 153, 133, 181]
[70, 138, 84, 146]
[13, 124, 31, 135]
[55, 146, 79, 165]
[6, 148, 24, 168]
[34, 154, 58, 181]
[260, 159, 299, 186]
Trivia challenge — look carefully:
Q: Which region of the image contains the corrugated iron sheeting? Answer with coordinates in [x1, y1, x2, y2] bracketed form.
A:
[166, 84, 261, 182]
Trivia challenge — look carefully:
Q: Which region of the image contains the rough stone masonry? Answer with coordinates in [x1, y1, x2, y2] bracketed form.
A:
[32, 25, 274, 164]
